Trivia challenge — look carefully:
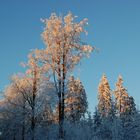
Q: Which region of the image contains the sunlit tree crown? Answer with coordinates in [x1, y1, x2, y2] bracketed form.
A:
[114, 75, 129, 114]
[98, 74, 111, 117]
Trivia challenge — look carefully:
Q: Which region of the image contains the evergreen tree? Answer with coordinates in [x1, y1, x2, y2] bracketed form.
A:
[65, 76, 88, 122]
[127, 96, 136, 115]
[93, 107, 102, 139]
[98, 74, 111, 117]
[121, 97, 138, 140]
[114, 75, 129, 115]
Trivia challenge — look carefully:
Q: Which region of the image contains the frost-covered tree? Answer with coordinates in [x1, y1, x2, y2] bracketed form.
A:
[1, 53, 54, 140]
[93, 107, 102, 139]
[93, 108, 112, 140]
[127, 96, 136, 115]
[114, 75, 139, 140]
[34, 12, 93, 138]
[114, 75, 129, 115]
[4, 77, 28, 140]
[0, 99, 19, 140]
[65, 76, 88, 122]
[93, 106, 123, 140]
[2, 53, 44, 140]
[120, 96, 138, 140]
[20, 53, 45, 140]
[98, 74, 111, 117]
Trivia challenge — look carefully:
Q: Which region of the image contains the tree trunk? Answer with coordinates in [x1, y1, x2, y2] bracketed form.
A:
[58, 66, 64, 139]
[59, 52, 66, 139]
[31, 108, 35, 140]
[31, 68, 37, 140]
[31, 93, 36, 140]
[58, 94, 63, 139]
[22, 102, 25, 140]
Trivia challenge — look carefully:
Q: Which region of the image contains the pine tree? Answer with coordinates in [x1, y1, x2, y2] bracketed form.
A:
[127, 96, 136, 115]
[65, 76, 88, 122]
[114, 75, 129, 115]
[93, 107, 102, 138]
[98, 74, 111, 117]
[114, 76, 139, 140]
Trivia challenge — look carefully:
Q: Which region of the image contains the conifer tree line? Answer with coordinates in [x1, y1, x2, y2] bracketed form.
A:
[0, 13, 140, 140]
[94, 74, 140, 140]
[97, 74, 136, 118]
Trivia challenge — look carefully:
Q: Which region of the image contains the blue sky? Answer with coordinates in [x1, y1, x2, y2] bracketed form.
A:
[0, 0, 140, 112]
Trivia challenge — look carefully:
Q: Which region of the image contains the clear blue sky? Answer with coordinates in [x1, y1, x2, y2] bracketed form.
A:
[0, 0, 140, 112]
